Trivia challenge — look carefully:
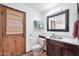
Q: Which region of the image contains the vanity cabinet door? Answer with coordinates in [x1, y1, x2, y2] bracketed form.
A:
[62, 48, 74, 56]
[54, 45, 62, 56]
[47, 42, 55, 56]
[61, 43, 75, 56]
[74, 45, 79, 56]
[47, 39, 62, 56]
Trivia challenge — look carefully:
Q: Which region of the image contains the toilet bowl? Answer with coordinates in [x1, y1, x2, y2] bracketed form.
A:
[32, 44, 41, 50]
[31, 38, 45, 56]
[32, 44, 42, 56]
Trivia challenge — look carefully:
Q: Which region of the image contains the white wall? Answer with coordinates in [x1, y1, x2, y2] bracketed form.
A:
[2, 3, 43, 52]
[41, 3, 77, 38]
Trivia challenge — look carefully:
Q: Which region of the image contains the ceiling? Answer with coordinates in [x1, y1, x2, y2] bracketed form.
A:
[25, 3, 59, 12]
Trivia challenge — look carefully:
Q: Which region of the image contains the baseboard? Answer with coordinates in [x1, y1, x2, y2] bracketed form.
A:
[26, 50, 32, 53]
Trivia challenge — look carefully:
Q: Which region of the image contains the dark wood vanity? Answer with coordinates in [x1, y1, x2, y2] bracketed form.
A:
[39, 36, 79, 56]
[47, 39, 76, 56]
[47, 39, 79, 56]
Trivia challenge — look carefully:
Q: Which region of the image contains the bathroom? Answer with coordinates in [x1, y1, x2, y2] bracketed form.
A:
[0, 3, 79, 56]
[25, 3, 78, 56]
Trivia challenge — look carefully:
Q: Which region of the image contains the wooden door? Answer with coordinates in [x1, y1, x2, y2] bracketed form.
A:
[15, 35, 25, 55]
[0, 5, 3, 56]
[2, 6, 26, 56]
[3, 36, 16, 55]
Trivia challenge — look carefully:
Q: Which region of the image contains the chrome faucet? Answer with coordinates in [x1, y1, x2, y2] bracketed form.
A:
[52, 33, 55, 39]
[50, 33, 55, 39]
[52, 33, 54, 37]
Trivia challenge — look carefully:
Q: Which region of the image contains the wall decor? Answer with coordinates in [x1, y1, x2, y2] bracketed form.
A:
[34, 20, 44, 29]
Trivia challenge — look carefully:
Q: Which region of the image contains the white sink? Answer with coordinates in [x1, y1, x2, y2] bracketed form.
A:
[46, 36, 63, 39]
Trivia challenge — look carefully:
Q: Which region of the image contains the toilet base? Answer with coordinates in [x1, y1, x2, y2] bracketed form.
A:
[32, 48, 42, 56]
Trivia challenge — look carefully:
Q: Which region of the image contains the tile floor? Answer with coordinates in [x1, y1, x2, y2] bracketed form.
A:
[23, 50, 46, 56]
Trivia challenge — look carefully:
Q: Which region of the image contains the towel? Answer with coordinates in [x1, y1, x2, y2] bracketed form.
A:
[73, 20, 79, 38]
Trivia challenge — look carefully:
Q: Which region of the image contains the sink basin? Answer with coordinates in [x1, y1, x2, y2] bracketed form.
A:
[50, 36, 63, 39]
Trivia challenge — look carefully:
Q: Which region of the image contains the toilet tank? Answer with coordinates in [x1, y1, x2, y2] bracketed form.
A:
[38, 38, 46, 51]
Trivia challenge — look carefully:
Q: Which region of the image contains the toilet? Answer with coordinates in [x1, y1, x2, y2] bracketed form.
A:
[31, 38, 45, 56]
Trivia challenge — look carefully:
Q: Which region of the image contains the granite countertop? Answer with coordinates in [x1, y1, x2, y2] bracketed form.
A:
[39, 35, 79, 45]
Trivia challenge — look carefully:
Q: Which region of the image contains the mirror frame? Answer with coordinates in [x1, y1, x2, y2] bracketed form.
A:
[47, 9, 69, 32]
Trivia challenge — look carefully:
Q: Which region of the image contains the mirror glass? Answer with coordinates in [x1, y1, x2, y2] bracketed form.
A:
[47, 9, 69, 32]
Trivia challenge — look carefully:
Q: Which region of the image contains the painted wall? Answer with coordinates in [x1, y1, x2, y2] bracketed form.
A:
[2, 3, 43, 52]
[41, 3, 77, 38]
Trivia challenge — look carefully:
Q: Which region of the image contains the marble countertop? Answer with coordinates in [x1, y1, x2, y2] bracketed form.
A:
[39, 35, 79, 45]
[46, 36, 79, 45]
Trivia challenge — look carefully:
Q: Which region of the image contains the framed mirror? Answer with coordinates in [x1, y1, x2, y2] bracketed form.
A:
[47, 9, 69, 32]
